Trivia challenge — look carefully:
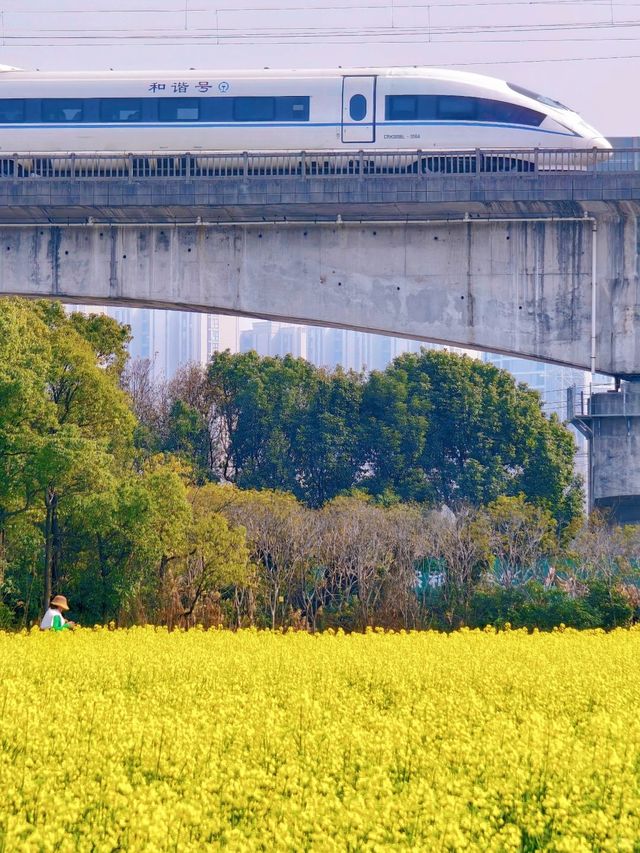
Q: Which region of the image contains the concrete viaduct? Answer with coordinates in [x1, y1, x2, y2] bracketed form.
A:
[0, 148, 639, 520]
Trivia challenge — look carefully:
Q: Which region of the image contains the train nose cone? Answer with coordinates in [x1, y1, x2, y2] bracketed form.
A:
[590, 136, 612, 150]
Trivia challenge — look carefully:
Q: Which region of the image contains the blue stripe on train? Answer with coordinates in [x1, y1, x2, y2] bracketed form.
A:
[0, 120, 577, 137]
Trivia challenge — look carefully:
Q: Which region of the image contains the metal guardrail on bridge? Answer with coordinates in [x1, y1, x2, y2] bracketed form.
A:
[567, 383, 640, 434]
[0, 147, 633, 179]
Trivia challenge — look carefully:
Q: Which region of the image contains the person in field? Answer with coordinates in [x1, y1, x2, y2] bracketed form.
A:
[40, 595, 77, 631]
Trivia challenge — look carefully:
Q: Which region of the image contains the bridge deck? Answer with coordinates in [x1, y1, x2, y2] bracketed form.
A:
[0, 148, 637, 223]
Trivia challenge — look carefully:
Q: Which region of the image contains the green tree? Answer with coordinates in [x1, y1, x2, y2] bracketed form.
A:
[30, 427, 116, 610]
[360, 363, 430, 501]
[34, 304, 136, 610]
[205, 351, 365, 505]
[173, 484, 251, 626]
[0, 301, 54, 585]
[164, 399, 211, 481]
[288, 367, 365, 507]
[362, 350, 582, 529]
[63, 469, 163, 624]
[69, 310, 132, 378]
[484, 494, 557, 588]
[0, 300, 140, 619]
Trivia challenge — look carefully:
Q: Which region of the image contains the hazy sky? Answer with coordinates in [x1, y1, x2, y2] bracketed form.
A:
[0, 0, 637, 136]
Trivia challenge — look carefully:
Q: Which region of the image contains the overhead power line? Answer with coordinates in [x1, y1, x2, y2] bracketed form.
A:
[453, 52, 640, 64]
[5, 0, 639, 11]
[10, 19, 640, 37]
[2, 1, 640, 58]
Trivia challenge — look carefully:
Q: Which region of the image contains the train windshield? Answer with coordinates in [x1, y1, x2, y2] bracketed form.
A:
[507, 82, 572, 112]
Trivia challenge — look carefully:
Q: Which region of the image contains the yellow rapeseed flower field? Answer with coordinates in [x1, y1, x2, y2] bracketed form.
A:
[1, 626, 639, 852]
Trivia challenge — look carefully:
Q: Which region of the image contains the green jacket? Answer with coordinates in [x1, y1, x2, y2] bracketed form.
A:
[51, 613, 71, 631]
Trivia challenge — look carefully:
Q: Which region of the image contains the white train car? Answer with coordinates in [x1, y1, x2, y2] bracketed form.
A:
[0, 66, 611, 173]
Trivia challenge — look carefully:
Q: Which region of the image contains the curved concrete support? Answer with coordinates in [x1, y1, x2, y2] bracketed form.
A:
[0, 218, 607, 371]
[0, 166, 638, 373]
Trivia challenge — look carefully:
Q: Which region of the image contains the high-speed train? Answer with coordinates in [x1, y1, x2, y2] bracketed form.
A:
[0, 65, 611, 171]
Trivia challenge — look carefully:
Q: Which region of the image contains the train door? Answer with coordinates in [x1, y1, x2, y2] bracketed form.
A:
[341, 76, 376, 143]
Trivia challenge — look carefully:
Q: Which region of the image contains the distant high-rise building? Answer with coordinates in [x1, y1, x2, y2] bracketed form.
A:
[71, 305, 240, 381]
[240, 320, 472, 373]
[240, 321, 308, 361]
[206, 314, 241, 359]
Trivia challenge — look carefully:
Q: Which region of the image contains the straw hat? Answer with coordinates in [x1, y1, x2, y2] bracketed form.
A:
[51, 594, 70, 612]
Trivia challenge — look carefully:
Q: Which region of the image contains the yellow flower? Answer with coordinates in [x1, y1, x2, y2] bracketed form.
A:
[1, 627, 639, 849]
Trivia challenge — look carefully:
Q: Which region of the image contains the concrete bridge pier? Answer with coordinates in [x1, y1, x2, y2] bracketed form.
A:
[571, 382, 640, 524]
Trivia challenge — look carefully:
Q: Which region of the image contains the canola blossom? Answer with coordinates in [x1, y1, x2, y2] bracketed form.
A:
[1, 626, 639, 852]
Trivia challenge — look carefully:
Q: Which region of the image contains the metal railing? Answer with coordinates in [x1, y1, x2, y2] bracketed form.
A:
[567, 383, 640, 422]
[568, 385, 600, 422]
[0, 147, 632, 180]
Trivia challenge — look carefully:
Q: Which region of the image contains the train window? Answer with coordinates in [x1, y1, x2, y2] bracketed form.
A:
[507, 82, 571, 112]
[100, 99, 142, 122]
[475, 99, 545, 127]
[416, 97, 438, 120]
[349, 94, 367, 121]
[274, 96, 310, 121]
[158, 98, 200, 121]
[13, 94, 312, 125]
[386, 95, 442, 121]
[438, 96, 476, 120]
[41, 99, 84, 122]
[387, 93, 545, 126]
[203, 96, 308, 122]
[234, 97, 275, 122]
[200, 98, 234, 121]
[386, 95, 417, 121]
[0, 99, 25, 123]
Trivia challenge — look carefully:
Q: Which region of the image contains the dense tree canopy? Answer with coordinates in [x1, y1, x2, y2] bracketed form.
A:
[140, 352, 367, 507]
[0, 300, 251, 627]
[147, 348, 582, 528]
[361, 351, 582, 530]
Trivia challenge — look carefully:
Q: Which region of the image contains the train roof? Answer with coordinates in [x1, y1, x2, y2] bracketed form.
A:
[0, 66, 508, 87]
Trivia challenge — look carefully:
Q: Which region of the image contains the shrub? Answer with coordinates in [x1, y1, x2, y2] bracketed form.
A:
[461, 581, 630, 632]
